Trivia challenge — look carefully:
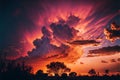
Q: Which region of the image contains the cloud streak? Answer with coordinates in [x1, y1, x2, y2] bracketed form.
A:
[69, 40, 100, 45]
[88, 46, 120, 57]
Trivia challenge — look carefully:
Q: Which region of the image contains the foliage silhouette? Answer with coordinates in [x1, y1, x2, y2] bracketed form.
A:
[105, 69, 109, 75]
[0, 59, 33, 80]
[46, 61, 71, 76]
[88, 68, 96, 76]
[69, 72, 77, 77]
[35, 69, 48, 80]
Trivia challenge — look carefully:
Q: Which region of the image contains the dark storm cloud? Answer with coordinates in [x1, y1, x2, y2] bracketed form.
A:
[66, 14, 80, 27]
[28, 27, 69, 57]
[27, 14, 81, 58]
[50, 23, 76, 41]
[104, 22, 120, 41]
[49, 15, 80, 41]
[88, 45, 120, 57]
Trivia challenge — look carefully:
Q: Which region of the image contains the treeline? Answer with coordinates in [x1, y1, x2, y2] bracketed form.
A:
[0, 60, 120, 80]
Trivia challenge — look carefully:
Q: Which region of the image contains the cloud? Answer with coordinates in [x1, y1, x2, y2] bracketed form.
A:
[50, 23, 78, 41]
[0, 45, 24, 60]
[13, 15, 86, 74]
[86, 55, 95, 57]
[27, 15, 83, 60]
[110, 59, 116, 63]
[117, 58, 120, 62]
[80, 62, 84, 64]
[66, 14, 80, 27]
[28, 27, 69, 57]
[1, 0, 119, 60]
[101, 60, 108, 63]
[104, 22, 120, 41]
[88, 45, 120, 57]
[26, 15, 82, 63]
[69, 40, 100, 45]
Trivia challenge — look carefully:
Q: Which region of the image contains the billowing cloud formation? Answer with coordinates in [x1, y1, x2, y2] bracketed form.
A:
[88, 45, 120, 57]
[1, 0, 119, 59]
[66, 14, 80, 27]
[104, 22, 120, 41]
[50, 23, 77, 41]
[28, 26, 69, 57]
[27, 15, 82, 63]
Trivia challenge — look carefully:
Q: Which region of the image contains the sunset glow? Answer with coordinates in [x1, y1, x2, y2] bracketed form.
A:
[0, 0, 120, 77]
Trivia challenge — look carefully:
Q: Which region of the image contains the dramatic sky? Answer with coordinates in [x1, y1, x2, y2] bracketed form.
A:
[0, 0, 120, 74]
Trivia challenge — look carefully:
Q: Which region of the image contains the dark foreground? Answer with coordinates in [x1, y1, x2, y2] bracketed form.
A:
[34, 75, 120, 80]
[1, 74, 120, 80]
[0, 60, 120, 80]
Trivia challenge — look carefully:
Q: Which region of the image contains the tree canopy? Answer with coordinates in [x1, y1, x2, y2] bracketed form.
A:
[46, 62, 71, 76]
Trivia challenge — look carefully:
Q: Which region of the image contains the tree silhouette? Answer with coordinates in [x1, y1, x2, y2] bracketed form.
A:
[35, 70, 48, 80]
[46, 62, 71, 76]
[61, 73, 68, 78]
[36, 70, 43, 75]
[0, 60, 33, 80]
[105, 69, 109, 75]
[69, 72, 77, 77]
[88, 69, 96, 76]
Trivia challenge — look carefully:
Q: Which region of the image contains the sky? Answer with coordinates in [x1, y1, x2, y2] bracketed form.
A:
[0, 0, 120, 74]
